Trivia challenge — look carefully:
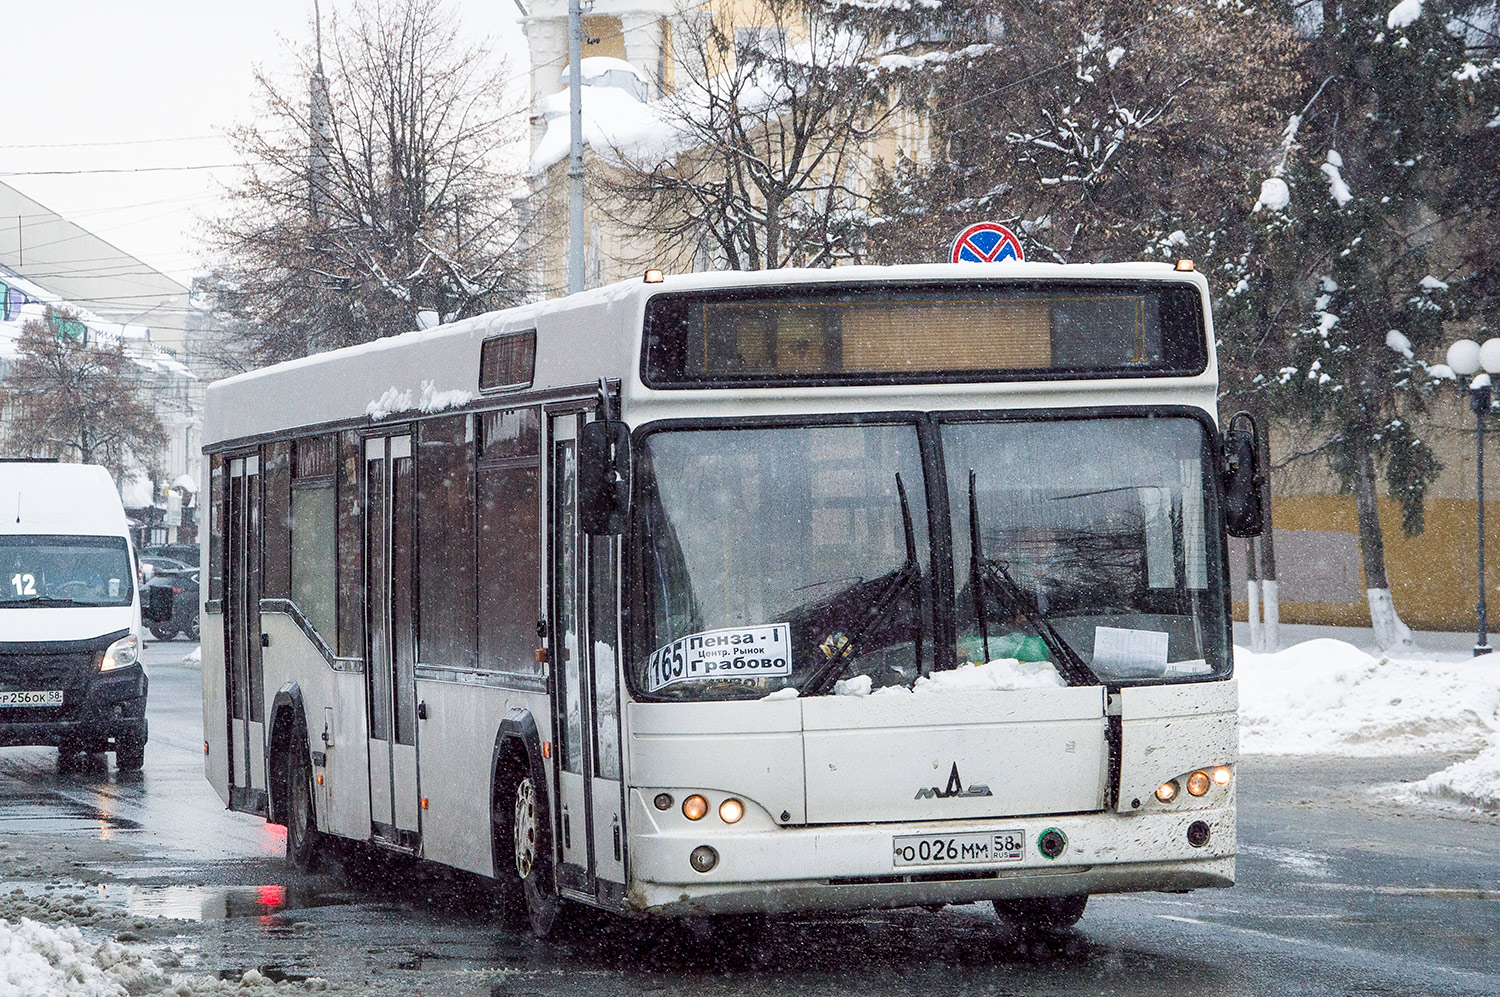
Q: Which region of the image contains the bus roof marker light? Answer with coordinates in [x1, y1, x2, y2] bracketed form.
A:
[1175, 259, 1195, 272]
[644, 268, 665, 283]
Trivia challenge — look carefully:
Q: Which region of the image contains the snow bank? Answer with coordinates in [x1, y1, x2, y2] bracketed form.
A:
[1237, 639, 1500, 757]
[0, 916, 166, 996]
[1414, 741, 1500, 808]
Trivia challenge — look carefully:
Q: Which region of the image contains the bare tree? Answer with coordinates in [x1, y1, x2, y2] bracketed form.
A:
[599, 0, 899, 272]
[206, 0, 533, 368]
[2, 312, 166, 480]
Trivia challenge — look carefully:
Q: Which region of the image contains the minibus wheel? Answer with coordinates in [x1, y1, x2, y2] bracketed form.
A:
[993, 894, 1088, 931]
[114, 731, 146, 772]
[504, 771, 567, 938]
[284, 741, 322, 871]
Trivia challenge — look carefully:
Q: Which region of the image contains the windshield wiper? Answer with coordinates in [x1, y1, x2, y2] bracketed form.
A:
[800, 473, 923, 696]
[3, 596, 90, 608]
[967, 469, 1096, 686]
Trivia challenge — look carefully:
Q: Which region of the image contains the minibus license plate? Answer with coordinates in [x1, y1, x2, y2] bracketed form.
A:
[893, 830, 1024, 867]
[0, 690, 64, 707]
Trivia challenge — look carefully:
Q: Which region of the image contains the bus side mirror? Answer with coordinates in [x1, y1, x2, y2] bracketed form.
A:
[1221, 411, 1264, 538]
[579, 420, 632, 535]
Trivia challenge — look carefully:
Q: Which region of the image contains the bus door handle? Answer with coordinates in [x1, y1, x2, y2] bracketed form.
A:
[416, 701, 427, 720]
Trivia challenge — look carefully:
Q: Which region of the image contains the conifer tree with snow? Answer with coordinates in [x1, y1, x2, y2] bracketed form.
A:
[857, 0, 1303, 266]
[1231, 0, 1488, 648]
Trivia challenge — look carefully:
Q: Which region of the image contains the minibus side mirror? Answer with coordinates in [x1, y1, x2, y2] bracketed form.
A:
[579, 419, 632, 535]
[1220, 411, 1265, 538]
[146, 584, 174, 624]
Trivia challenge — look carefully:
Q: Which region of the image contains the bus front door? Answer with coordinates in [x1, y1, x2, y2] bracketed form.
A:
[224, 454, 265, 813]
[547, 411, 627, 902]
[364, 434, 421, 849]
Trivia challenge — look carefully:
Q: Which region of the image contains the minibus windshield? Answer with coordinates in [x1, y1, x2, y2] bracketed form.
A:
[0, 535, 134, 608]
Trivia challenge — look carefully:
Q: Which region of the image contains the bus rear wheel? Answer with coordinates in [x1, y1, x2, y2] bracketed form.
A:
[284, 742, 322, 872]
[504, 771, 566, 938]
[993, 894, 1088, 932]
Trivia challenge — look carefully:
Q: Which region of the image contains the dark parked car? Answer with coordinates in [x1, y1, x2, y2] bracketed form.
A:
[140, 543, 198, 566]
[144, 569, 200, 641]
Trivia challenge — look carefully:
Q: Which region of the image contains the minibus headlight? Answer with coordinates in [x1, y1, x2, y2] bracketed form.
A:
[682, 794, 708, 821]
[1186, 771, 1211, 796]
[1155, 780, 1179, 803]
[101, 634, 140, 671]
[719, 798, 744, 824]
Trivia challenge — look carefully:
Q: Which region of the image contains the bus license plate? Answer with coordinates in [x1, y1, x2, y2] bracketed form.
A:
[0, 690, 64, 707]
[893, 830, 1024, 867]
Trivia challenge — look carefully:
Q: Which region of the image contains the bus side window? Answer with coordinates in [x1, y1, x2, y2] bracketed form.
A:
[478, 407, 542, 674]
[417, 415, 477, 667]
[208, 454, 225, 603]
[261, 441, 292, 600]
[336, 430, 364, 659]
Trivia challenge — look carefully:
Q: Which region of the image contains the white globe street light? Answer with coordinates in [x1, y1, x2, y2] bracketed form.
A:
[1448, 339, 1482, 376]
[1447, 337, 1498, 656]
[1480, 338, 1500, 374]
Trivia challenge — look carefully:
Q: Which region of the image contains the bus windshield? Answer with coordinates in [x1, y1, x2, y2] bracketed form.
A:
[945, 416, 1229, 684]
[635, 423, 934, 700]
[633, 415, 1229, 701]
[0, 535, 134, 608]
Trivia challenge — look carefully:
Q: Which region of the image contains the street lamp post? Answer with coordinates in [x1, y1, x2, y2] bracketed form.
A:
[1444, 338, 1500, 656]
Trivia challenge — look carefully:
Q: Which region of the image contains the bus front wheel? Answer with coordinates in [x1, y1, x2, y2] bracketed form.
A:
[993, 894, 1088, 932]
[283, 741, 322, 871]
[502, 771, 566, 938]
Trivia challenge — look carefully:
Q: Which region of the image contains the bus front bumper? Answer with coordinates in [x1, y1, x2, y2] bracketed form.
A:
[625, 804, 1235, 916]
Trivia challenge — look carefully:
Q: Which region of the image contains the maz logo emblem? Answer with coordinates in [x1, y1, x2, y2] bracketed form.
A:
[915, 763, 992, 799]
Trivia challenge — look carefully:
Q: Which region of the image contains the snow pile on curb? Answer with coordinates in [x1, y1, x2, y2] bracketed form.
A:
[1236, 639, 1500, 757]
[0, 916, 166, 995]
[1412, 741, 1500, 809]
[1236, 638, 1500, 810]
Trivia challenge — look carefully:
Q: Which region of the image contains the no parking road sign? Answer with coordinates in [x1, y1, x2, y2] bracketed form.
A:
[950, 222, 1024, 264]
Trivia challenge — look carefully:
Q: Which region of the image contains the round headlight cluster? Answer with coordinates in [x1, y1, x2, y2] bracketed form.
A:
[678, 793, 746, 823]
[1155, 765, 1232, 804]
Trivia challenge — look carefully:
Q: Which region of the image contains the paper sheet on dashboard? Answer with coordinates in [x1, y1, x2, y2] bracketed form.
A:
[1092, 626, 1170, 674]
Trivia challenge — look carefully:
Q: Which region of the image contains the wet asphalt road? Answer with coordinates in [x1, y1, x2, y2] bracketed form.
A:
[1, 641, 1499, 995]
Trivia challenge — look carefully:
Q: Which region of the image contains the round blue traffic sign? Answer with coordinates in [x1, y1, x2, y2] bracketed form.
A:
[950, 222, 1024, 264]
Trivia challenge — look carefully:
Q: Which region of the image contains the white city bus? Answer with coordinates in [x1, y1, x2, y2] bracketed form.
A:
[201, 262, 1261, 936]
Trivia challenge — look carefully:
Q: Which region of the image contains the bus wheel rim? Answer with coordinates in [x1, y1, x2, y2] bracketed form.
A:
[513, 778, 537, 879]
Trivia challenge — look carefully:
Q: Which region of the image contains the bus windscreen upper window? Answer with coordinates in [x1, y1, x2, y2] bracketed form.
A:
[642, 282, 1205, 386]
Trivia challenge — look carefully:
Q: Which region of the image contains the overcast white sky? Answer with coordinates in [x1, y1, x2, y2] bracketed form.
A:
[1, 1, 526, 285]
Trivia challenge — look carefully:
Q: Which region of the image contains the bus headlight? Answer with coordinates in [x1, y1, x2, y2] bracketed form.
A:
[1211, 765, 1233, 787]
[1155, 780, 1180, 803]
[1186, 770, 1211, 797]
[101, 634, 140, 671]
[682, 795, 708, 821]
[719, 798, 744, 824]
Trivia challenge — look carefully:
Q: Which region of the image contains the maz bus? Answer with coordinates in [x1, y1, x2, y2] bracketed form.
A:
[201, 262, 1262, 936]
